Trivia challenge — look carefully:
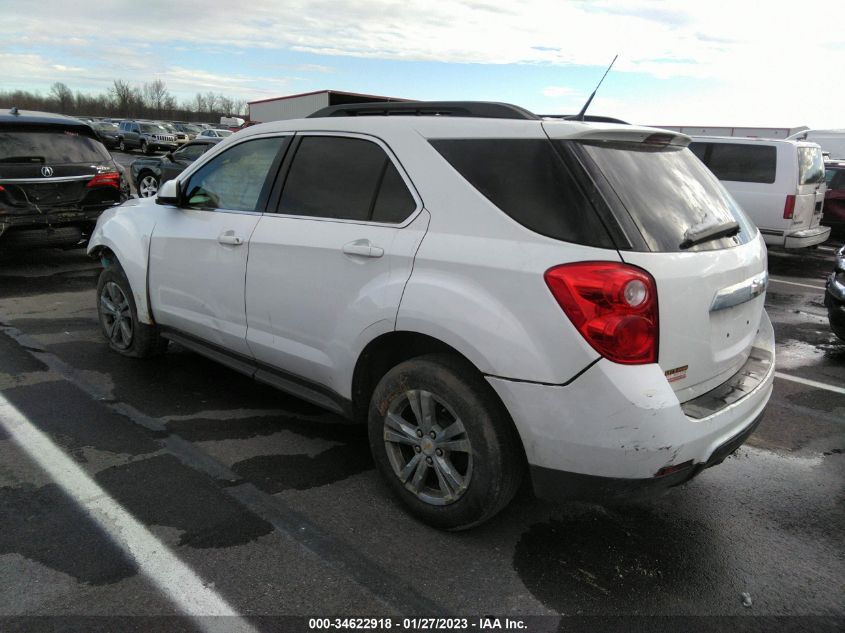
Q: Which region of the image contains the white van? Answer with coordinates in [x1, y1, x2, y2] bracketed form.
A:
[689, 137, 830, 249]
[787, 129, 845, 160]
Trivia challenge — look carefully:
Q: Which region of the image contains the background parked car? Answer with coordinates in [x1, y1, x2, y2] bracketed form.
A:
[171, 122, 203, 140]
[117, 120, 178, 154]
[823, 161, 845, 234]
[0, 108, 123, 249]
[689, 136, 830, 249]
[129, 138, 222, 197]
[159, 122, 189, 147]
[197, 128, 233, 139]
[825, 245, 845, 342]
[92, 121, 120, 149]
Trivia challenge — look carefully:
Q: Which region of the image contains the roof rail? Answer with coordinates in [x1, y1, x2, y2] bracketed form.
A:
[543, 114, 630, 124]
[307, 101, 540, 120]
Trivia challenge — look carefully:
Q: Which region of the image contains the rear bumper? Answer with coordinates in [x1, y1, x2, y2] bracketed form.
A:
[1, 207, 107, 236]
[487, 311, 775, 499]
[783, 225, 831, 248]
[530, 409, 765, 502]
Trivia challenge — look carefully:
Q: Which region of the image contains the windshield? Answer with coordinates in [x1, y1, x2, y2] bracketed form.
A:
[140, 123, 168, 134]
[573, 141, 756, 252]
[95, 122, 118, 131]
[0, 129, 111, 163]
[798, 146, 825, 185]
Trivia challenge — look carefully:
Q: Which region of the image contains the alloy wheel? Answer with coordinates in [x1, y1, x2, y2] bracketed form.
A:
[138, 175, 159, 198]
[99, 281, 133, 350]
[383, 389, 473, 506]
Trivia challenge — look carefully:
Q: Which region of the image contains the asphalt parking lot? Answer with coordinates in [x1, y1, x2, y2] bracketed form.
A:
[0, 230, 843, 631]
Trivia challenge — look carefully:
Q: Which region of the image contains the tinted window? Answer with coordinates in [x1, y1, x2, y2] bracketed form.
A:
[576, 141, 756, 252]
[431, 139, 613, 247]
[0, 128, 111, 163]
[183, 137, 283, 212]
[689, 142, 776, 183]
[798, 146, 825, 185]
[278, 136, 415, 223]
[372, 162, 417, 223]
[175, 143, 209, 161]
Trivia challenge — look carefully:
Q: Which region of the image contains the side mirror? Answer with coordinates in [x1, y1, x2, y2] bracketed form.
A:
[156, 179, 180, 206]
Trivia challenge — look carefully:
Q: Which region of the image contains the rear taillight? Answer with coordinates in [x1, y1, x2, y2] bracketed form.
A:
[87, 171, 120, 189]
[544, 262, 659, 365]
[783, 194, 796, 219]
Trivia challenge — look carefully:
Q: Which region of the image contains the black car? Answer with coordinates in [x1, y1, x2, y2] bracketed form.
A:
[0, 108, 124, 249]
[92, 120, 120, 149]
[129, 138, 221, 197]
[825, 245, 845, 342]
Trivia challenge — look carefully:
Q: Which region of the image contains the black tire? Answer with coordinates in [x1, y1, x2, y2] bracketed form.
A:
[118, 138, 126, 152]
[368, 354, 524, 530]
[96, 264, 168, 358]
[140, 140, 151, 155]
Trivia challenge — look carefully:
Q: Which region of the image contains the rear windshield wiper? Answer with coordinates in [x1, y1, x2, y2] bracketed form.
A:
[680, 219, 740, 249]
[0, 155, 46, 164]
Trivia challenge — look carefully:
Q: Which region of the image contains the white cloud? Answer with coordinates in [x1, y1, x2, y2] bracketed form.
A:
[0, 1, 843, 125]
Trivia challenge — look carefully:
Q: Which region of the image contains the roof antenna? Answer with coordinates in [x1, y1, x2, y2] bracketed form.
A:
[573, 54, 618, 121]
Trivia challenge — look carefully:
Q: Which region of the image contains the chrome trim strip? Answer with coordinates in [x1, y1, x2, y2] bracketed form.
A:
[0, 175, 93, 184]
[710, 271, 768, 312]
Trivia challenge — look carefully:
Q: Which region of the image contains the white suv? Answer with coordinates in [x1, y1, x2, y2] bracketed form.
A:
[88, 101, 775, 530]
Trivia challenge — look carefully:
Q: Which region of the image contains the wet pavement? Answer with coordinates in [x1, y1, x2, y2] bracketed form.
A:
[0, 241, 842, 632]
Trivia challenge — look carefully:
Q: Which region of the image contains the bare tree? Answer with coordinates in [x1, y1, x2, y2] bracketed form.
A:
[49, 82, 74, 113]
[204, 91, 218, 115]
[218, 95, 234, 115]
[193, 92, 206, 114]
[143, 79, 169, 116]
[111, 80, 135, 117]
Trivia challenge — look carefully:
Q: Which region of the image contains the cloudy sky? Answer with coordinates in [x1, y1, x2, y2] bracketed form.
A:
[1, 0, 843, 127]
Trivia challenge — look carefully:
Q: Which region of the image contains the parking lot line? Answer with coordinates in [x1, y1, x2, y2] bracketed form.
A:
[774, 371, 845, 398]
[0, 393, 259, 633]
[768, 277, 826, 291]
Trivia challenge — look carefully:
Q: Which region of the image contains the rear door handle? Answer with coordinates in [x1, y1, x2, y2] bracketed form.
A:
[342, 239, 384, 258]
[218, 230, 244, 246]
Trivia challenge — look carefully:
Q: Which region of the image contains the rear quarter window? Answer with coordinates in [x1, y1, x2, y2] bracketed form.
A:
[689, 141, 777, 184]
[430, 138, 614, 248]
[798, 147, 825, 185]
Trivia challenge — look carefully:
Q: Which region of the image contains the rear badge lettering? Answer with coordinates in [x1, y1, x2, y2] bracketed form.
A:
[665, 365, 688, 383]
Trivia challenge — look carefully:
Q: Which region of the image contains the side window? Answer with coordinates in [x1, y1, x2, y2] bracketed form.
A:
[277, 136, 416, 223]
[431, 138, 613, 247]
[174, 144, 207, 161]
[702, 142, 777, 184]
[182, 137, 285, 212]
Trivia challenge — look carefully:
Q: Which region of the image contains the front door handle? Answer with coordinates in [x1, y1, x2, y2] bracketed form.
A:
[342, 239, 384, 258]
[218, 230, 244, 246]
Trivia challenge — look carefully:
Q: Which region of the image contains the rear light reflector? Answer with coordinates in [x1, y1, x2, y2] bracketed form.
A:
[87, 171, 120, 189]
[544, 262, 659, 365]
[783, 194, 795, 219]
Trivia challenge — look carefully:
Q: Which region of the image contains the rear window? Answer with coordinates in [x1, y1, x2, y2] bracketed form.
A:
[574, 141, 756, 252]
[689, 142, 776, 183]
[0, 128, 111, 164]
[798, 146, 825, 185]
[430, 139, 614, 248]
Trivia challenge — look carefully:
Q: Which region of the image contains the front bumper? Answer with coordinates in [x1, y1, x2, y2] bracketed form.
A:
[487, 311, 775, 500]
